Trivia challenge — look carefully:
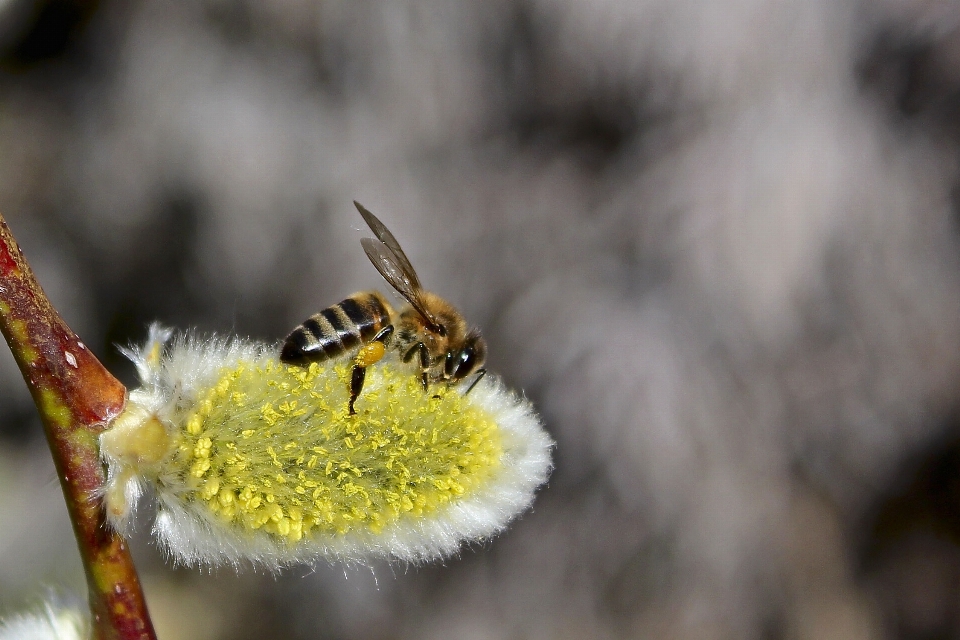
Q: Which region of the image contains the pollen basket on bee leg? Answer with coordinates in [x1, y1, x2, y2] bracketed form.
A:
[354, 341, 386, 367]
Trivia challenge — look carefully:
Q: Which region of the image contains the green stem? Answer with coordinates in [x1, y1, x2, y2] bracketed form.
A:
[0, 214, 156, 640]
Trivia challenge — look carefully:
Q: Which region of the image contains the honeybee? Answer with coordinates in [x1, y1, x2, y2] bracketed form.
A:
[280, 201, 487, 414]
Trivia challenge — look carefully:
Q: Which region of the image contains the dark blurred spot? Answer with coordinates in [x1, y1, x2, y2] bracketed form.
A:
[603, 533, 676, 616]
[202, 0, 356, 99]
[83, 189, 315, 386]
[859, 425, 960, 638]
[860, 28, 960, 237]
[511, 101, 642, 171]
[229, 219, 313, 340]
[950, 183, 960, 237]
[858, 28, 960, 139]
[3, 0, 97, 66]
[859, 30, 937, 118]
[203, 0, 255, 46]
[0, 400, 41, 446]
[91, 189, 208, 385]
[489, 3, 647, 172]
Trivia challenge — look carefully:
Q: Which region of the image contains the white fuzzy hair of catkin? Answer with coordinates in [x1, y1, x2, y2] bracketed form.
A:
[102, 324, 554, 569]
[0, 600, 88, 640]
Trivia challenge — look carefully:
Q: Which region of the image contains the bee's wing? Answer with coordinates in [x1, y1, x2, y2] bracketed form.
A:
[361, 237, 440, 327]
[354, 201, 422, 290]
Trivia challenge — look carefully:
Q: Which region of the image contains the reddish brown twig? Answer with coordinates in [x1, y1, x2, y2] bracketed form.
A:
[0, 214, 156, 640]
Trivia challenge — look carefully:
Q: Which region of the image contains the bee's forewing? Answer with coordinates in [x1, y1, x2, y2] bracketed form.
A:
[354, 201, 422, 290]
[360, 238, 439, 327]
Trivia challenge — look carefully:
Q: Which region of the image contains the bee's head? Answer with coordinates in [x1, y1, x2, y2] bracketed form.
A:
[445, 330, 486, 381]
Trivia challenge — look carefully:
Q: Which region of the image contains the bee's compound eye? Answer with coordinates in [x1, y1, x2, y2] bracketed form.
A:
[452, 348, 477, 380]
[451, 333, 486, 381]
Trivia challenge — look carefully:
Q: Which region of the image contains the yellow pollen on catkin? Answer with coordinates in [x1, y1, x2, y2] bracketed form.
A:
[158, 357, 503, 544]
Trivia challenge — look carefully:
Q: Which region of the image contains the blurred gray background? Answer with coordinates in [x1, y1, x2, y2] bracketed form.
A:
[2, 0, 960, 638]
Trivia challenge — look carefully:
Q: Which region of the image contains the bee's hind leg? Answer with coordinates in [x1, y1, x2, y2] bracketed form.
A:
[348, 326, 394, 415]
[348, 367, 367, 415]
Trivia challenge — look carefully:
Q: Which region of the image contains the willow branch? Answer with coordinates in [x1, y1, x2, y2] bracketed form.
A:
[0, 214, 156, 640]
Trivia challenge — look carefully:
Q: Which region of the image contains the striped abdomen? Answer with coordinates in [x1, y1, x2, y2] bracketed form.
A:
[280, 291, 393, 365]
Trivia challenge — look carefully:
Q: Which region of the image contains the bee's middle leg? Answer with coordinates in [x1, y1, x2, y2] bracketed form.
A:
[349, 325, 394, 415]
[403, 342, 431, 391]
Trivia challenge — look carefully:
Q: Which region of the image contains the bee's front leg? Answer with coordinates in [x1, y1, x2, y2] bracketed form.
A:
[349, 325, 393, 415]
[464, 369, 486, 395]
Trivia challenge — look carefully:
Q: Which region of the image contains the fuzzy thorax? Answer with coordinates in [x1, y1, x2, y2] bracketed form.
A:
[100, 325, 552, 568]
